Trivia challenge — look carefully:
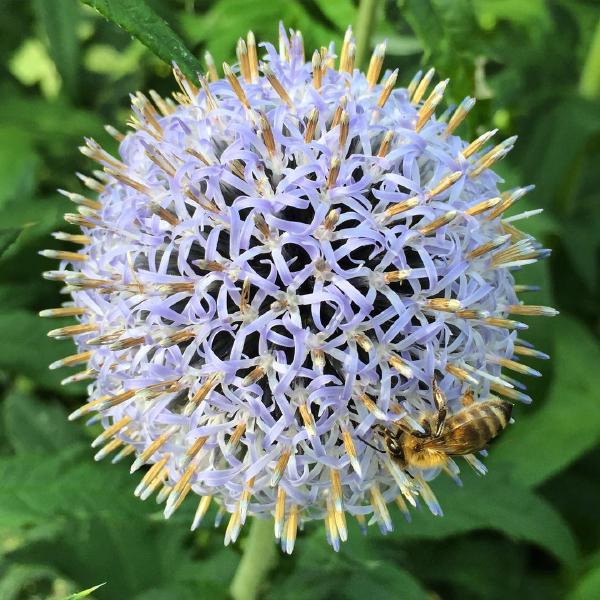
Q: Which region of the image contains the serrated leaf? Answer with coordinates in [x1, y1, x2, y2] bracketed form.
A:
[34, 0, 80, 98]
[3, 390, 82, 454]
[488, 316, 600, 487]
[80, 0, 200, 79]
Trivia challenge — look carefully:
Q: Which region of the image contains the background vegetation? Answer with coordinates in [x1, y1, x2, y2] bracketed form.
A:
[0, 0, 598, 598]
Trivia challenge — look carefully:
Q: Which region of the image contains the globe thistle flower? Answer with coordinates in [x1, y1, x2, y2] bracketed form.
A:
[41, 24, 556, 553]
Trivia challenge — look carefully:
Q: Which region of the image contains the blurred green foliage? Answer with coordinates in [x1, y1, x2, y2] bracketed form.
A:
[0, 0, 598, 598]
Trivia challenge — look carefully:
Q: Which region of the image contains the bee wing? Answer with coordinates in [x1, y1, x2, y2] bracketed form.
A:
[419, 414, 495, 455]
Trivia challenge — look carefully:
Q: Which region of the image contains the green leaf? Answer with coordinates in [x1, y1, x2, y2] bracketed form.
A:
[488, 316, 600, 488]
[0, 563, 62, 600]
[0, 310, 86, 394]
[61, 582, 106, 600]
[0, 229, 20, 259]
[3, 389, 83, 454]
[354, 470, 577, 565]
[80, 0, 201, 79]
[568, 564, 600, 600]
[0, 126, 39, 209]
[34, 0, 80, 98]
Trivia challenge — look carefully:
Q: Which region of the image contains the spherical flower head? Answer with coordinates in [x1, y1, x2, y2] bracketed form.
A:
[42, 25, 556, 553]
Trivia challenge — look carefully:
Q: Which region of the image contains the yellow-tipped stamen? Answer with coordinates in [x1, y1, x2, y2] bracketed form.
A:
[236, 38, 251, 83]
[104, 124, 125, 142]
[338, 111, 349, 150]
[224, 508, 242, 545]
[465, 196, 502, 216]
[426, 170, 463, 200]
[330, 97, 347, 128]
[39, 249, 88, 262]
[341, 428, 361, 476]
[261, 64, 293, 108]
[382, 197, 419, 222]
[303, 107, 319, 143]
[156, 483, 174, 505]
[64, 213, 96, 228]
[39, 306, 88, 318]
[283, 504, 299, 554]
[239, 277, 251, 314]
[271, 447, 292, 487]
[135, 455, 170, 497]
[105, 168, 151, 195]
[411, 67, 434, 104]
[330, 468, 343, 513]
[415, 79, 448, 132]
[139, 466, 169, 501]
[247, 31, 259, 82]
[455, 309, 489, 319]
[326, 156, 341, 190]
[339, 26, 353, 71]
[238, 476, 255, 523]
[150, 203, 180, 226]
[165, 482, 192, 519]
[462, 129, 498, 159]
[484, 317, 527, 331]
[418, 210, 458, 235]
[357, 392, 386, 420]
[172, 64, 199, 102]
[407, 70, 422, 99]
[491, 356, 542, 377]
[47, 323, 97, 338]
[513, 345, 549, 360]
[376, 131, 394, 157]
[148, 90, 172, 117]
[130, 428, 176, 472]
[274, 485, 286, 539]
[49, 350, 92, 370]
[198, 76, 219, 112]
[353, 332, 373, 353]
[325, 497, 340, 548]
[388, 353, 413, 378]
[299, 403, 317, 437]
[367, 42, 386, 89]
[445, 363, 479, 385]
[93, 437, 123, 462]
[112, 443, 136, 464]
[223, 62, 250, 108]
[444, 96, 476, 137]
[383, 269, 412, 284]
[58, 189, 102, 210]
[51, 231, 91, 246]
[394, 494, 411, 520]
[377, 69, 398, 109]
[91, 415, 133, 448]
[258, 112, 277, 158]
[76, 172, 104, 193]
[242, 365, 266, 387]
[227, 422, 246, 454]
[469, 136, 517, 178]
[312, 50, 323, 90]
[490, 382, 531, 403]
[61, 368, 96, 386]
[191, 495, 213, 530]
[423, 298, 462, 312]
[370, 484, 392, 530]
[466, 235, 510, 259]
[204, 51, 218, 82]
[340, 43, 355, 75]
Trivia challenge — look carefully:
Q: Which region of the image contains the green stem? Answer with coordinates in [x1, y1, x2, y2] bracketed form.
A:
[579, 17, 600, 100]
[230, 518, 277, 600]
[354, 0, 380, 69]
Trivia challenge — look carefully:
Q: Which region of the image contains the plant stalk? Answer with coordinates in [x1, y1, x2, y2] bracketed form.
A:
[230, 517, 277, 600]
[354, 0, 380, 69]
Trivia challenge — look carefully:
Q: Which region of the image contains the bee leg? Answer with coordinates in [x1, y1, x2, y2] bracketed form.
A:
[357, 436, 385, 454]
[461, 388, 474, 406]
[432, 379, 447, 437]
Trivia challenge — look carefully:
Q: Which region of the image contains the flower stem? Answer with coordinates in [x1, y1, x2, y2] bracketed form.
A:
[230, 517, 277, 600]
[355, 0, 380, 69]
[579, 17, 600, 100]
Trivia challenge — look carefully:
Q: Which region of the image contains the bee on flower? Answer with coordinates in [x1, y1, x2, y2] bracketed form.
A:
[41, 23, 556, 553]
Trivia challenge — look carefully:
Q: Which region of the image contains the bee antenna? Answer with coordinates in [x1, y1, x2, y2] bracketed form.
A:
[357, 436, 385, 454]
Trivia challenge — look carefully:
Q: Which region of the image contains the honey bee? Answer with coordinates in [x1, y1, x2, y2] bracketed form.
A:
[369, 381, 512, 470]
